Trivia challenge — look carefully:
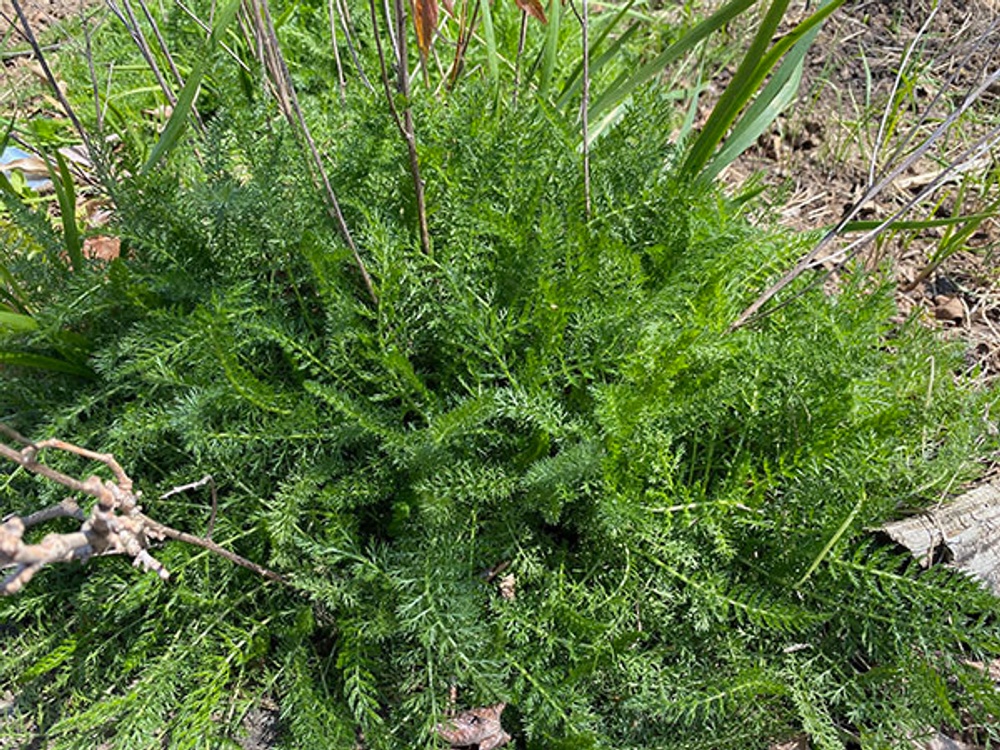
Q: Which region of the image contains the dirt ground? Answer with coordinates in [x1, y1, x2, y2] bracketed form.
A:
[723, 0, 1000, 384]
[1, 0, 84, 36]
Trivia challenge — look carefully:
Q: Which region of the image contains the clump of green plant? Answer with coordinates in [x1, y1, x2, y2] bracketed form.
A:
[3, 0, 1000, 746]
[1, 73, 998, 750]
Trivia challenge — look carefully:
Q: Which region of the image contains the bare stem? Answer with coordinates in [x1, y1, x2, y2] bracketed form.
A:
[249, 0, 378, 303]
[107, 0, 175, 106]
[19, 498, 85, 528]
[80, 1, 103, 131]
[9, 0, 91, 151]
[580, 0, 591, 218]
[513, 11, 527, 105]
[151, 522, 286, 583]
[160, 475, 217, 538]
[370, 0, 432, 256]
[328, 0, 347, 100]
[336, 0, 375, 91]
[446, 0, 480, 89]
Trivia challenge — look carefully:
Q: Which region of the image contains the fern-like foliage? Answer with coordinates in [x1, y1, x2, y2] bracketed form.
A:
[1, 47, 998, 750]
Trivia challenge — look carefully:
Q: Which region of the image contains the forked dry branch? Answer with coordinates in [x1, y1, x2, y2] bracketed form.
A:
[0, 424, 285, 595]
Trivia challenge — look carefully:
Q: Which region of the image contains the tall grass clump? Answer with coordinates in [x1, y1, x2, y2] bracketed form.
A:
[1, 1, 999, 748]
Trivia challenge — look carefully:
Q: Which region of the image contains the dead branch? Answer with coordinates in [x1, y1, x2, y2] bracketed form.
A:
[0, 425, 285, 595]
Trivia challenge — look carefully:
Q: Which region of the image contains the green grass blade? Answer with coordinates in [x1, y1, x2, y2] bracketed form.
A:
[539, 0, 562, 98]
[796, 491, 865, 588]
[0, 263, 31, 313]
[141, 0, 243, 175]
[44, 150, 84, 272]
[701, 31, 810, 181]
[0, 116, 12, 151]
[683, 0, 844, 179]
[682, 0, 791, 178]
[478, 0, 499, 84]
[589, 0, 755, 120]
[675, 52, 708, 147]
[0, 350, 94, 376]
[0, 310, 39, 333]
[273, 0, 299, 29]
[837, 211, 998, 233]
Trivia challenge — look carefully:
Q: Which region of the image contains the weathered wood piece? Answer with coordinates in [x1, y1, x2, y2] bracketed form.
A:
[883, 481, 1000, 595]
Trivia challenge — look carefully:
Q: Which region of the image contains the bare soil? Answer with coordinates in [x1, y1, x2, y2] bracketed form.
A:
[723, 0, 1000, 384]
[1, 0, 82, 30]
[1, 0, 86, 120]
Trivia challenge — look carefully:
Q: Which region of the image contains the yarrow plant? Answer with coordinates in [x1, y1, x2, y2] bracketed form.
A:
[1, 0, 999, 748]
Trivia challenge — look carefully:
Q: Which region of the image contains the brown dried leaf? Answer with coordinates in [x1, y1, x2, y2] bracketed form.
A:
[82, 236, 121, 262]
[771, 736, 810, 750]
[514, 0, 547, 23]
[435, 703, 511, 749]
[933, 295, 964, 323]
[498, 573, 516, 601]
[411, 0, 439, 57]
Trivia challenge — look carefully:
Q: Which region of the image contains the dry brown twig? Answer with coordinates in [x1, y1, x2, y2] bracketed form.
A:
[0, 424, 285, 595]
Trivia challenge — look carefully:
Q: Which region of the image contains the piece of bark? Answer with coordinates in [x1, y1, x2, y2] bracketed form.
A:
[883, 481, 1000, 594]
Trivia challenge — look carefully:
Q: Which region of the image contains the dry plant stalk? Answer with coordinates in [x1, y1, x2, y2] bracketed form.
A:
[369, 0, 432, 256]
[244, 0, 378, 304]
[0, 424, 284, 595]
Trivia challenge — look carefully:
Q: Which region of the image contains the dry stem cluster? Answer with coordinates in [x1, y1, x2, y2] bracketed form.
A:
[0, 424, 283, 595]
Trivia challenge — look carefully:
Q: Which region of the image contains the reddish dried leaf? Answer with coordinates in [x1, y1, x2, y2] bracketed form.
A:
[411, 0, 439, 57]
[435, 703, 511, 749]
[514, 0, 546, 23]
